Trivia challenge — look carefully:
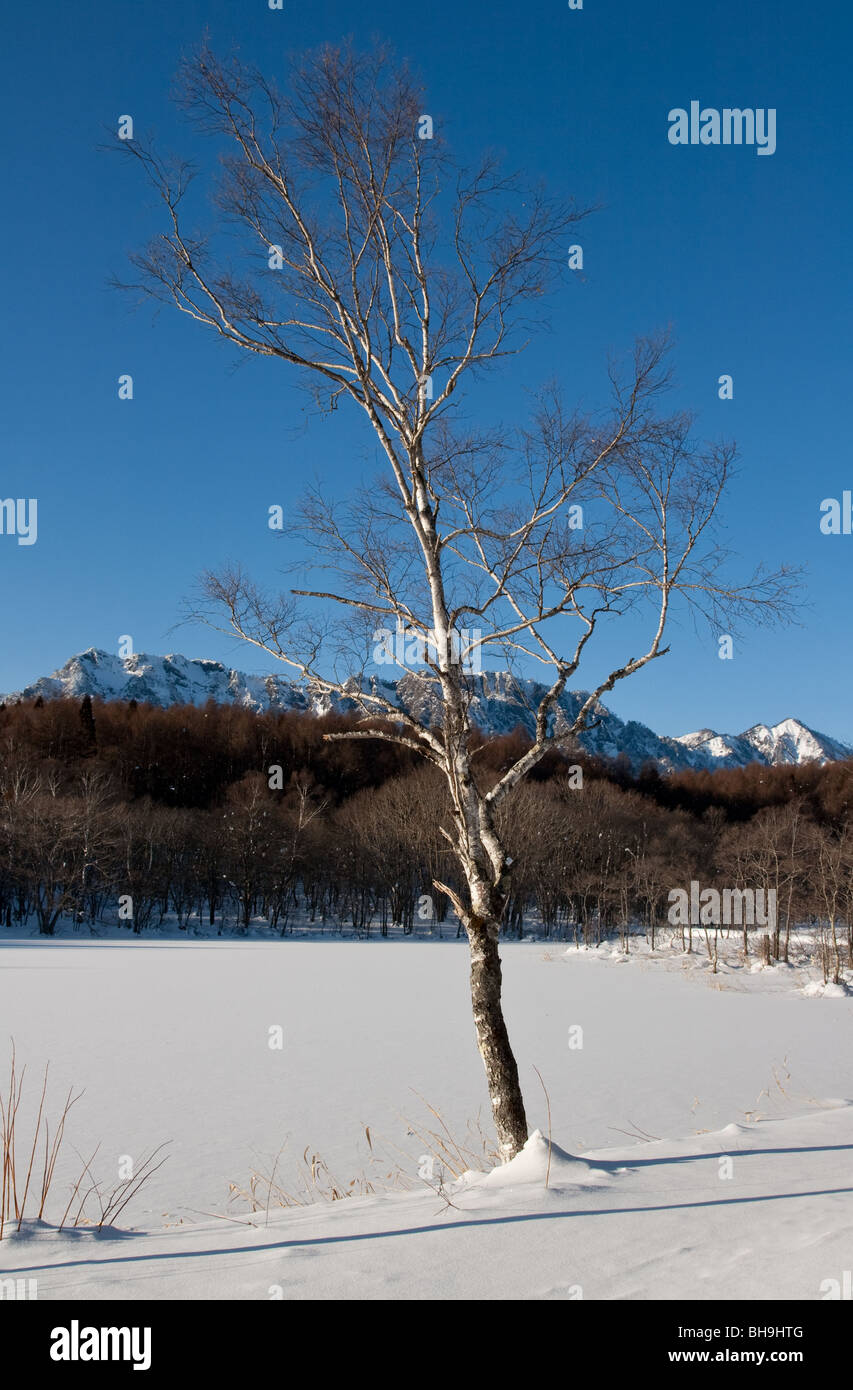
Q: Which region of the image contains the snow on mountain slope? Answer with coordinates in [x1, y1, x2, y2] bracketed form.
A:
[3, 647, 851, 772]
[672, 717, 853, 769]
[743, 718, 853, 766]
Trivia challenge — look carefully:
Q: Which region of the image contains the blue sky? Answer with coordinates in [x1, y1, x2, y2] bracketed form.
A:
[1, 0, 850, 741]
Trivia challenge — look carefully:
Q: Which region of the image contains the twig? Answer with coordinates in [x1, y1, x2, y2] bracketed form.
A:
[533, 1066, 552, 1189]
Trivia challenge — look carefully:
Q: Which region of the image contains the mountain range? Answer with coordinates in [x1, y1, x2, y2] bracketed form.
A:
[3, 647, 850, 773]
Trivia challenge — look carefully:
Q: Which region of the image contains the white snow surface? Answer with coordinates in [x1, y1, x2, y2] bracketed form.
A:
[1, 938, 852, 1300]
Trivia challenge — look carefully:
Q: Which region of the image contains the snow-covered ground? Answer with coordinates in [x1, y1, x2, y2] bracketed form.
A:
[1, 938, 851, 1300]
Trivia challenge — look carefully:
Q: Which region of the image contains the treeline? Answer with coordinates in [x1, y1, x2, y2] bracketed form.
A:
[1, 695, 853, 979]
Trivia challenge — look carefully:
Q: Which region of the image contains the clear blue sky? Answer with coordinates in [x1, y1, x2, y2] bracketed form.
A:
[2, 0, 851, 741]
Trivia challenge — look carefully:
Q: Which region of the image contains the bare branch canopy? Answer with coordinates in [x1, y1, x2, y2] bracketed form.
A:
[116, 41, 799, 1158]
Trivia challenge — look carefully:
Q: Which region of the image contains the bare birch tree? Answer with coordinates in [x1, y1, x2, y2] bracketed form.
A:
[116, 43, 796, 1158]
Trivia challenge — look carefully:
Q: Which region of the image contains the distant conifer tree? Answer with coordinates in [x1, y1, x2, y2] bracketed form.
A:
[80, 694, 96, 745]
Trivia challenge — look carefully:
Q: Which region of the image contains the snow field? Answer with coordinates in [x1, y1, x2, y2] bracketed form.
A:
[1, 938, 851, 1299]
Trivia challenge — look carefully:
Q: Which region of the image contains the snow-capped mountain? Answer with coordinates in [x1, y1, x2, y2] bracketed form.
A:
[3, 648, 850, 773]
[672, 720, 853, 769]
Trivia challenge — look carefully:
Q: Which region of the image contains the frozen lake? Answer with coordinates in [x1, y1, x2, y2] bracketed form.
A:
[1, 938, 851, 1299]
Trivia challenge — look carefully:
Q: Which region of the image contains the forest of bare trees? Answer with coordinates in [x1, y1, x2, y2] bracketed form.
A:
[2, 694, 852, 985]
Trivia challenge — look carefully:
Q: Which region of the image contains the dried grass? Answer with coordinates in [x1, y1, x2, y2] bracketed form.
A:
[0, 1041, 168, 1237]
[228, 1093, 500, 1221]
